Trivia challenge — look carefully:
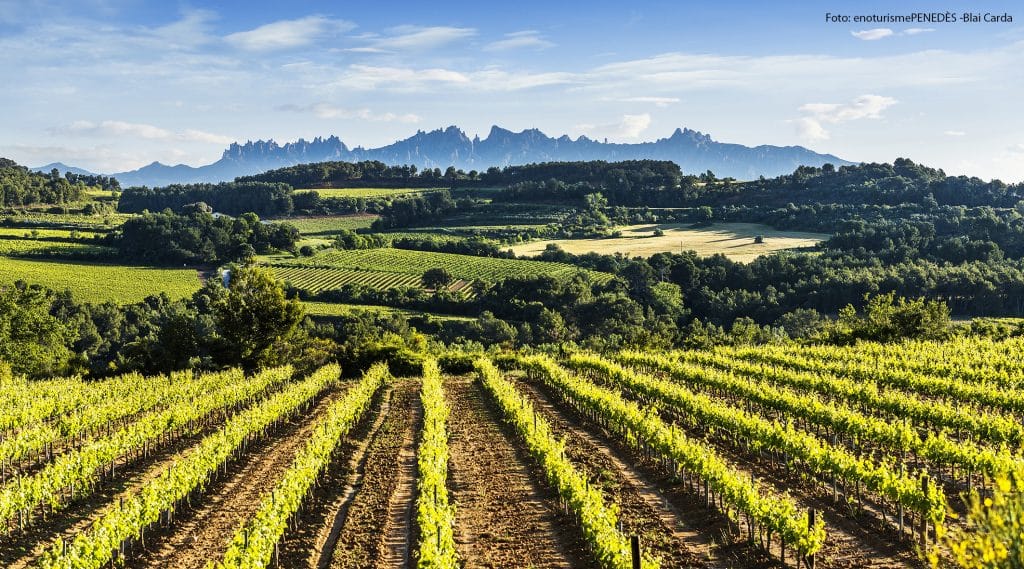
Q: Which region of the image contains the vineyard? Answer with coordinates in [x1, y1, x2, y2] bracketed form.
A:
[0, 338, 1019, 568]
[275, 248, 613, 283]
[295, 188, 445, 198]
[0, 258, 202, 304]
[280, 215, 379, 236]
[271, 266, 476, 297]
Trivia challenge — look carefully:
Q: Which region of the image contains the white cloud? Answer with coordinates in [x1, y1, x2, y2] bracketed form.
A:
[334, 65, 471, 89]
[852, 28, 894, 41]
[225, 16, 354, 51]
[944, 130, 966, 136]
[484, 30, 555, 51]
[322, 64, 573, 92]
[851, 27, 935, 41]
[576, 113, 652, 140]
[795, 117, 831, 142]
[616, 96, 680, 107]
[1009, 143, 1024, 155]
[800, 94, 897, 122]
[56, 120, 232, 144]
[369, 26, 476, 50]
[279, 103, 420, 123]
[794, 94, 897, 141]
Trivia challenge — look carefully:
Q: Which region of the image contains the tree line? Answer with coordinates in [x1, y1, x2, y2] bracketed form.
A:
[0, 160, 87, 206]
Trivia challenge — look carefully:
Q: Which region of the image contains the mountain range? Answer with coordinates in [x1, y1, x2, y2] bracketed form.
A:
[34, 126, 853, 187]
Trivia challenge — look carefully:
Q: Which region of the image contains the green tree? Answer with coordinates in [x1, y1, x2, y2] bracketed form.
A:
[208, 266, 305, 370]
[0, 284, 73, 377]
[422, 267, 454, 290]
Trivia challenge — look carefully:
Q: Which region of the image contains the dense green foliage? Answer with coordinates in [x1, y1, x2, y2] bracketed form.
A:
[117, 210, 299, 264]
[237, 159, 475, 187]
[117, 181, 294, 216]
[0, 159, 85, 207]
[492, 160, 685, 207]
[0, 266, 316, 378]
[699, 159, 1023, 209]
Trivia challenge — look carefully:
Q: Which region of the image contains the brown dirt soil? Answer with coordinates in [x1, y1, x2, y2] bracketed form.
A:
[125, 388, 345, 569]
[312, 380, 418, 569]
[377, 382, 420, 569]
[657, 405, 923, 569]
[447, 376, 596, 569]
[512, 375, 719, 569]
[1, 426, 218, 569]
[551, 366, 924, 569]
[267, 381, 402, 568]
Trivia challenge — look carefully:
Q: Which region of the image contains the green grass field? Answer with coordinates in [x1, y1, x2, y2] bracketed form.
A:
[509, 222, 828, 262]
[0, 258, 202, 304]
[276, 248, 612, 283]
[279, 215, 379, 236]
[295, 187, 444, 199]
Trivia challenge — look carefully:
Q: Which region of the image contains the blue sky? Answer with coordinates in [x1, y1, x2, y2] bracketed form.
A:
[1, 0, 1021, 181]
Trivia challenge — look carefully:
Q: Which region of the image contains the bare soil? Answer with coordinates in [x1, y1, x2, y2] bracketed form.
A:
[447, 376, 596, 569]
[126, 389, 345, 569]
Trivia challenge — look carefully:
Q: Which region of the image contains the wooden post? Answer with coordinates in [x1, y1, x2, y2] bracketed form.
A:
[630, 535, 641, 569]
[920, 475, 929, 547]
[807, 509, 816, 569]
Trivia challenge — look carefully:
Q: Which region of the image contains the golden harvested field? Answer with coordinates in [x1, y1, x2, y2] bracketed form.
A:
[509, 222, 828, 262]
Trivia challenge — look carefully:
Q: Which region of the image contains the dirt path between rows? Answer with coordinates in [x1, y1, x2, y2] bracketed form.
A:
[126, 388, 345, 569]
[607, 364, 924, 568]
[513, 375, 716, 569]
[447, 376, 595, 569]
[378, 380, 421, 569]
[315, 380, 417, 569]
[659, 405, 921, 569]
[3, 420, 227, 568]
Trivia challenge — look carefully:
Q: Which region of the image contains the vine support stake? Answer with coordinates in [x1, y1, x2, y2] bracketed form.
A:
[630, 535, 641, 569]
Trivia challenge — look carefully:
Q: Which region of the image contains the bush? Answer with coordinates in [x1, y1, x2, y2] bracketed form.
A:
[438, 352, 475, 374]
[299, 245, 316, 257]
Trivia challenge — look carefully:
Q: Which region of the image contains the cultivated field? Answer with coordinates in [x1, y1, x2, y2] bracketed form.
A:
[509, 222, 828, 262]
[2, 337, 1012, 568]
[0, 257, 202, 303]
[280, 214, 379, 236]
[0, 240, 112, 257]
[300, 300, 473, 321]
[1, 213, 128, 230]
[272, 265, 475, 296]
[277, 248, 612, 283]
[0, 228, 104, 240]
[295, 187, 444, 198]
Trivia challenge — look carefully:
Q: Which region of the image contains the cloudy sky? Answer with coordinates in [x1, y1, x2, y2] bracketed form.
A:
[1, 0, 1021, 181]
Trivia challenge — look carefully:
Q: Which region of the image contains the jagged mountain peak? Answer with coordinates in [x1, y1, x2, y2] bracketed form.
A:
[48, 124, 851, 187]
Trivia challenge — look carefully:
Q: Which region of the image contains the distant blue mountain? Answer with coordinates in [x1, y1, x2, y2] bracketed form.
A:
[31, 162, 96, 176]
[40, 126, 853, 187]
